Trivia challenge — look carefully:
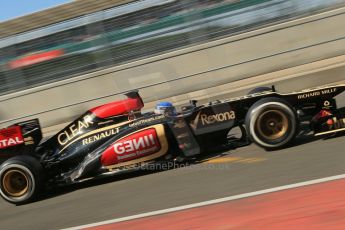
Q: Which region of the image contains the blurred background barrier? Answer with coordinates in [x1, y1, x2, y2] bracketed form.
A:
[0, 0, 345, 129]
[1, 0, 344, 94]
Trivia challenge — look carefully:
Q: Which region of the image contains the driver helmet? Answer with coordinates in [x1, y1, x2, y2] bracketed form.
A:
[154, 102, 176, 116]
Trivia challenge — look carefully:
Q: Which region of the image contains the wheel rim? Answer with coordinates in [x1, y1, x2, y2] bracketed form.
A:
[2, 169, 29, 197]
[256, 110, 289, 141]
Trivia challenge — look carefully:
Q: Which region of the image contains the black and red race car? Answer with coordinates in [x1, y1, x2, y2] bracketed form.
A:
[0, 84, 344, 204]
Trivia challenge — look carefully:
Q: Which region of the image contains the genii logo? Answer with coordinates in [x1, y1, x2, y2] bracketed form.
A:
[101, 128, 161, 166]
[0, 126, 24, 149]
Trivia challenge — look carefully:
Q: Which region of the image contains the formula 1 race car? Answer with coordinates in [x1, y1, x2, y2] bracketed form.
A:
[0, 84, 345, 204]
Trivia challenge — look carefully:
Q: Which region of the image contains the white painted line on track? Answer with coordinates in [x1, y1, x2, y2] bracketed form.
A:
[63, 174, 345, 230]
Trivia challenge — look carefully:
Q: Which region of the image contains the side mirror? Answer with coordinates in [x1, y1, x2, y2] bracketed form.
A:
[190, 100, 198, 106]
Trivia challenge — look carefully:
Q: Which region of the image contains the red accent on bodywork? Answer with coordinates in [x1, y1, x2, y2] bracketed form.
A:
[327, 119, 334, 125]
[0, 126, 24, 149]
[313, 110, 333, 120]
[101, 128, 160, 166]
[90, 97, 143, 119]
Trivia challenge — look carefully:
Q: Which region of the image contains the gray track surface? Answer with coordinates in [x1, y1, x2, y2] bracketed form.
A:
[1, 96, 345, 230]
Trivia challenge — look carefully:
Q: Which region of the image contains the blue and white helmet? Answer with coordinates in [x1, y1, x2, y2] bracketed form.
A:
[154, 102, 176, 116]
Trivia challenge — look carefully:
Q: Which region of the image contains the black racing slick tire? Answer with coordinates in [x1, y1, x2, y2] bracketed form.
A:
[0, 155, 43, 204]
[245, 97, 298, 150]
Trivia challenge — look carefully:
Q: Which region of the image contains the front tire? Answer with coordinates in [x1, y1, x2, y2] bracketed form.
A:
[245, 97, 298, 149]
[0, 155, 43, 204]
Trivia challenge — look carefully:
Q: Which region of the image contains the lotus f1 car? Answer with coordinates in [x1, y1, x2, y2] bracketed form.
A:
[0, 84, 345, 204]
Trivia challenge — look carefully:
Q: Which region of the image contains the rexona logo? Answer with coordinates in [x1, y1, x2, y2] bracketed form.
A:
[192, 109, 236, 129]
[0, 126, 24, 149]
[101, 128, 161, 166]
[200, 111, 236, 125]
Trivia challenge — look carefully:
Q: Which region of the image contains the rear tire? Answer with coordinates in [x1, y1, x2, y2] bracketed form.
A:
[245, 97, 298, 149]
[0, 155, 43, 204]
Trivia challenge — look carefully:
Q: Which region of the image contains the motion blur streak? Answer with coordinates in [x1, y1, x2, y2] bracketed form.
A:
[65, 174, 345, 230]
[0, 0, 344, 95]
[91, 179, 345, 230]
[2, 9, 345, 128]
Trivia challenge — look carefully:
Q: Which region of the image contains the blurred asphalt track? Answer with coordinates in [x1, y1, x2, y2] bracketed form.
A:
[0, 83, 344, 229]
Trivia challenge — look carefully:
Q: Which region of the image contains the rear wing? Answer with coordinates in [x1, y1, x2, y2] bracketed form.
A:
[0, 119, 42, 161]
